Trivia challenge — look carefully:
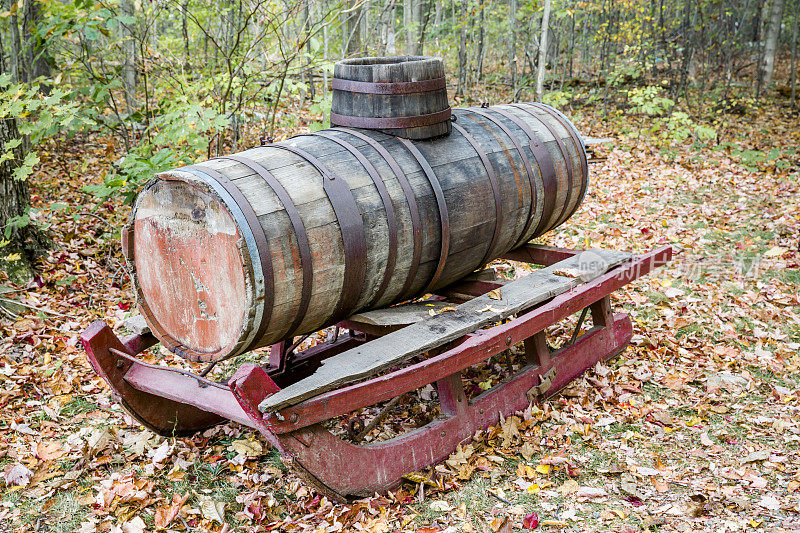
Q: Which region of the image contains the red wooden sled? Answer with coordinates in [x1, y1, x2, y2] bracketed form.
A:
[82, 244, 671, 500]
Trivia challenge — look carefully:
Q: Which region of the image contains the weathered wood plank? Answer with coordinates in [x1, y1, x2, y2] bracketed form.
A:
[259, 249, 631, 411]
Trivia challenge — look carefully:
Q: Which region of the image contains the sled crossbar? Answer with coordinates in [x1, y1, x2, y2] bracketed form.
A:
[81, 244, 672, 499]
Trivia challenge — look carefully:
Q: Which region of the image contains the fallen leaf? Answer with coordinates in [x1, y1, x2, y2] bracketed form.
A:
[522, 511, 539, 529]
[154, 493, 189, 529]
[3, 464, 33, 487]
[199, 497, 226, 524]
[229, 439, 263, 458]
[758, 495, 780, 510]
[36, 440, 66, 461]
[741, 449, 770, 464]
[120, 516, 146, 533]
[577, 486, 607, 499]
[429, 500, 452, 512]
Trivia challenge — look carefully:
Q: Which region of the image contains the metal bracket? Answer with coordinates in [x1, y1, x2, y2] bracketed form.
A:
[527, 367, 557, 402]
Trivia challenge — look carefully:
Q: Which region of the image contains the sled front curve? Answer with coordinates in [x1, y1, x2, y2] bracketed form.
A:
[82, 244, 672, 500]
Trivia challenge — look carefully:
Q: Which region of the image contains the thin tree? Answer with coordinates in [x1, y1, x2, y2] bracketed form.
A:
[120, 0, 138, 111]
[790, 0, 799, 107]
[535, 0, 552, 102]
[758, 0, 785, 94]
[509, 0, 518, 100]
[455, 0, 468, 98]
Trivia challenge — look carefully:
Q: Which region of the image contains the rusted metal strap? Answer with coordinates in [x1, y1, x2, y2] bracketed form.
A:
[181, 165, 274, 353]
[330, 107, 452, 130]
[509, 104, 575, 227]
[456, 108, 539, 247]
[451, 122, 503, 267]
[396, 138, 450, 294]
[331, 76, 446, 94]
[529, 103, 589, 220]
[489, 107, 558, 242]
[266, 143, 367, 325]
[216, 155, 312, 340]
[305, 131, 398, 308]
[333, 128, 423, 301]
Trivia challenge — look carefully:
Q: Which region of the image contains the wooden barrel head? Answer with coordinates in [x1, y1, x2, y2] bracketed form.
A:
[131, 178, 252, 362]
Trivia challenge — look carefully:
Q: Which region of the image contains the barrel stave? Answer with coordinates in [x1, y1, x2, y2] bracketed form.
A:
[130, 103, 589, 362]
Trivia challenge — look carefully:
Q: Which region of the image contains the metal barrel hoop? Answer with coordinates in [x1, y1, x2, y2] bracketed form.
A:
[180, 165, 274, 358]
[332, 127, 424, 301]
[330, 108, 452, 130]
[456, 108, 540, 247]
[450, 122, 503, 266]
[331, 76, 447, 94]
[396, 137, 450, 294]
[507, 104, 575, 228]
[303, 131, 399, 308]
[266, 143, 368, 325]
[487, 107, 558, 243]
[529, 103, 589, 219]
[215, 155, 313, 341]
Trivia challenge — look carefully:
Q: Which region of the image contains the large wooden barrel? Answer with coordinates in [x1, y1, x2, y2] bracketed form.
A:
[331, 56, 451, 140]
[126, 102, 588, 363]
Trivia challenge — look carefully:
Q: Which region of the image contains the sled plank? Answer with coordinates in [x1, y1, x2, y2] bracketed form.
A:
[260, 249, 631, 411]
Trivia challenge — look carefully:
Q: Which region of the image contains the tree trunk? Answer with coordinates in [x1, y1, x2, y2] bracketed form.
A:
[759, 0, 785, 93]
[0, 119, 47, 284]
[535, 0, 552, 101]
[412, 0, 425, 55]
[403, 0, 412, 51]
[120, 0, 138, 111]
[791, 0, 799, 107]
[181, 1, 190, 72]
[509, 0, 518, 100]
[20, 0, 51, 83]
[476, 1, 486, 81]
[5, 0, 21, 82]
[345, 0, 362, 57]
[386, 1, 397, 54]
[456, 0, 468, 97]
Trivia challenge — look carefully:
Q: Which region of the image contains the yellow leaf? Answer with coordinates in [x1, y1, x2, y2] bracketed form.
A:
[229, 439, 262, 458]
[487, 288, 502, 300]
[535, 464, 550, 475]
[526, 483, 540, 494]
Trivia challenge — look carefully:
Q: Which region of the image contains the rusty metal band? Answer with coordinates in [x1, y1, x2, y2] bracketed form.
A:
[330, 107, 452, 130]
[509, 104, 575, 228]
[528, 103, 589, 220]
[304, 131, 398, 308]
[216, 155, 312, 341]
[331, 76, 446, 94]
[489, 107, 558, 242]
[333, 128, 423, 301]
[266, 143, 367, 325]
[181, 165, 274, 353]
[457, 108, 540, 247]
[451, 122, 503, 267]
[396, 137, 450, 294]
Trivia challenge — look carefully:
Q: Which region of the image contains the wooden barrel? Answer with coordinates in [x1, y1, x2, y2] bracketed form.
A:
[331, 56, 451, 140]
[125, 102, 588, 363]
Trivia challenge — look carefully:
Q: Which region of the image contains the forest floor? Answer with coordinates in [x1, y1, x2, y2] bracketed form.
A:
[0, 90, 799, 533]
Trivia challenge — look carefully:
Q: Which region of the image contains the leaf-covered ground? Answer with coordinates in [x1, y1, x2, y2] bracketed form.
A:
[0, 95, 798, 532]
